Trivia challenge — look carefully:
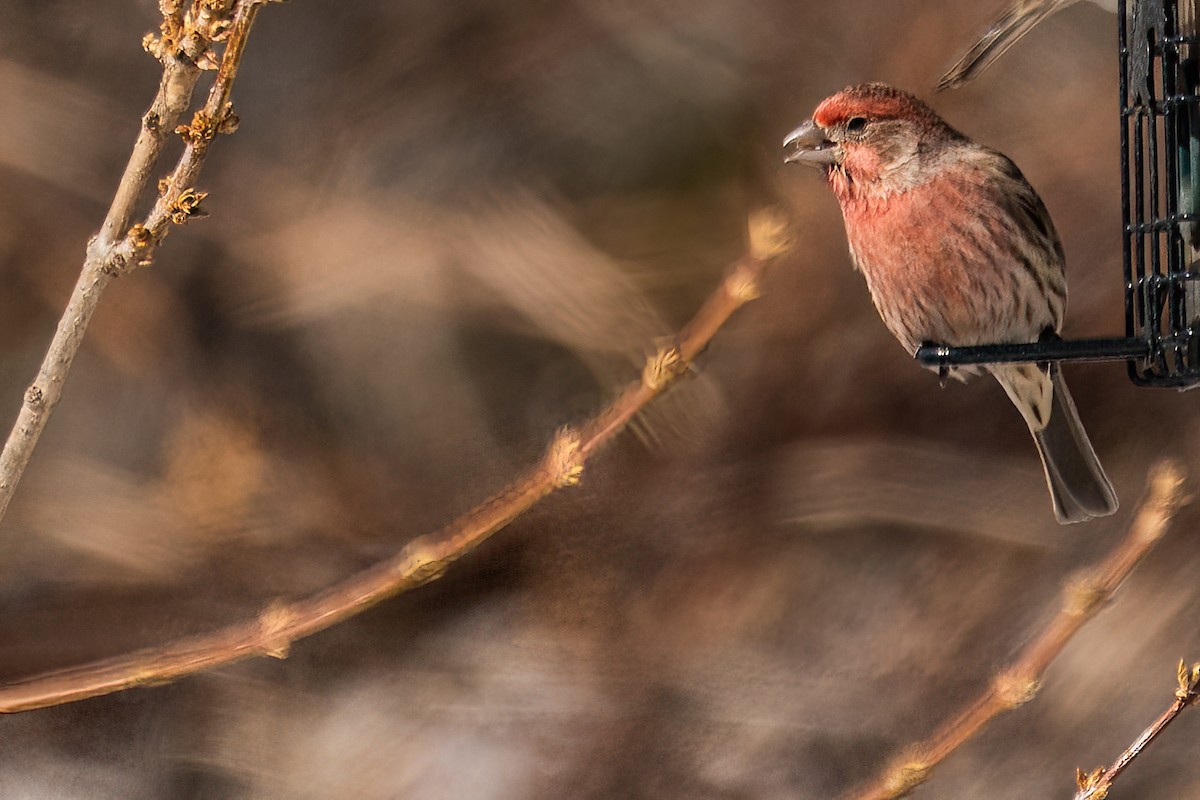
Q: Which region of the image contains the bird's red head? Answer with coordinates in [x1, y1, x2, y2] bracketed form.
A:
[784, 83, 962, 199]
[811, 83, 942, 130]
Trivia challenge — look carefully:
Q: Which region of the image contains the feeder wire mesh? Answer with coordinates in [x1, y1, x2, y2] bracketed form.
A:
[916, 0, 1200, 389]
[1121, 0, 1200, 386]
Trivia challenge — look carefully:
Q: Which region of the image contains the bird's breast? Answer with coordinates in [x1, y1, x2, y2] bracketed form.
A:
[833, 171, 1057, 353]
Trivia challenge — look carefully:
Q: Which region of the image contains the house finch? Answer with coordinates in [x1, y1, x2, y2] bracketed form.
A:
[938, 0, 1118, 90]
[783, 83, 1118, 523]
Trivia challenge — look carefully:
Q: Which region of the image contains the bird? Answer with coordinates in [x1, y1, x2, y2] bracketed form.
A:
[937, 0, 1118, 90]
[782, 83, 1118, 523]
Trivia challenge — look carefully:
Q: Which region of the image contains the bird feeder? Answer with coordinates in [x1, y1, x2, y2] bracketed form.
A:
[917, 0, 1200, 389]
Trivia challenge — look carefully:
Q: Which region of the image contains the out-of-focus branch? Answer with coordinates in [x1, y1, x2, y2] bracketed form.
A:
[0, 0, 277, 527]
[0, 210, 792, 714]
[1073, 659, 1200, 800]
[843, 461, 1188, 800]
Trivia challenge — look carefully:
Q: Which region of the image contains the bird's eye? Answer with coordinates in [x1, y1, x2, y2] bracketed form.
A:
[845, 117, 868, 133]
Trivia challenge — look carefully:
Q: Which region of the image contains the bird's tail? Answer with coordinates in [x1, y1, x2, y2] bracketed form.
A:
[938, 0, 1073, 90]
[993, 362, 1118, 524]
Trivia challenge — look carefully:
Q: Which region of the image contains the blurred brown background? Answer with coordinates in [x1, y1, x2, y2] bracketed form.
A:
[0, 1, 1197, 797]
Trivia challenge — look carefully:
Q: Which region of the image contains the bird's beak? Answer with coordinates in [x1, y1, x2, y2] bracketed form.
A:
[783, 120, 838, 166]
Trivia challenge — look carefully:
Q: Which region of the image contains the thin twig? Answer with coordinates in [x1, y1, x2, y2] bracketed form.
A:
[1074, 660, 1200, 800]
[0, 0, 275, 527]
[0, 210, 792, 714]
[843, 461, 1189, 800]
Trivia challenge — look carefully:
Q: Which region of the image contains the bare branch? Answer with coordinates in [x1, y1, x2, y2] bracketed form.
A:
[0, 0, 275, 527]
[842, 461, 1189, 800]
[1073, 659, 1200, 800]
[0, 210, 793, 714]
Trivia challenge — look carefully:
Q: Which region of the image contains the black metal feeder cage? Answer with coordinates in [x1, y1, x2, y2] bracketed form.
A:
[917, 0, 1200, 389]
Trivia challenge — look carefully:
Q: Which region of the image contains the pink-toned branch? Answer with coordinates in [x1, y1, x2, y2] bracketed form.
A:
[843, 462, 1189, 800]
[0, 210, 792, 714]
